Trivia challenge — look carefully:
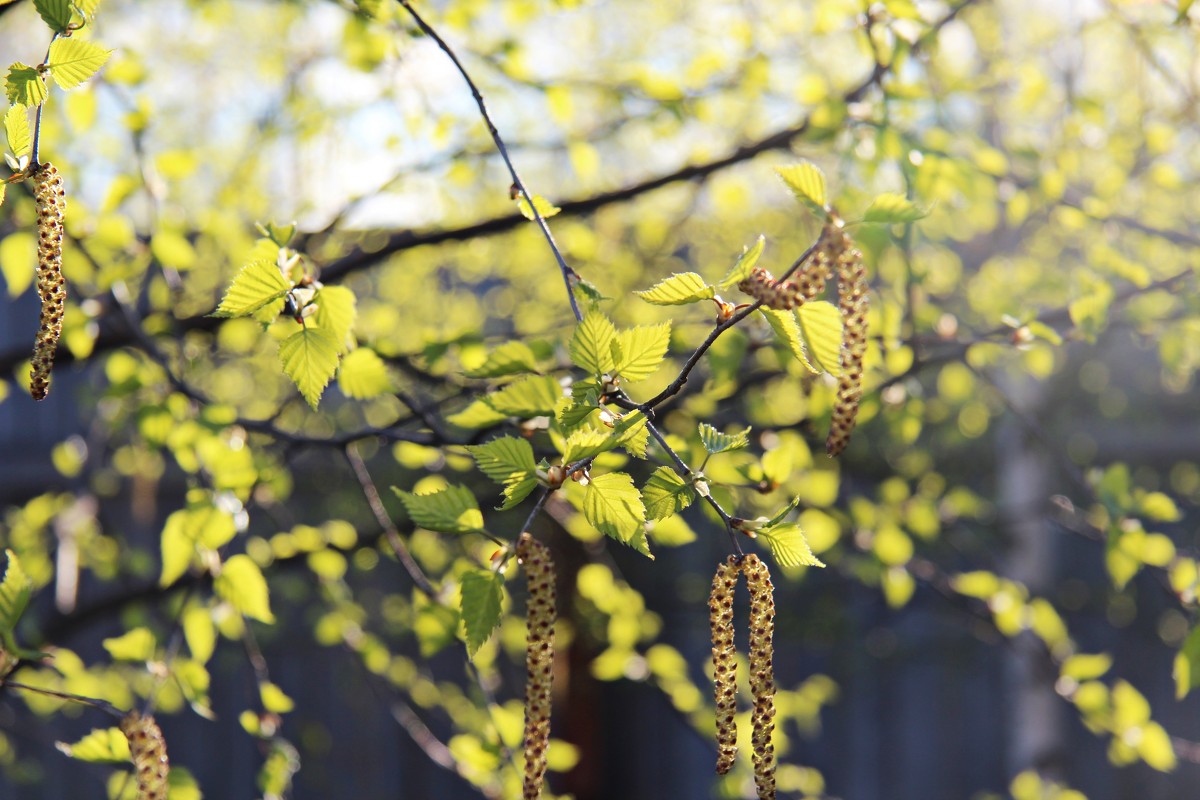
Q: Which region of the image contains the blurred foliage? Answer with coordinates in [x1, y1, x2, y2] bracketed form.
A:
[0, 0, 1198, 797]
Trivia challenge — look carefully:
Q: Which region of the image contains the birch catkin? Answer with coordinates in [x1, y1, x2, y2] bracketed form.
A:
[517, 532, 556, 800]
[30, 162, 67, 401]
[825, 223, 868, 457]
[742, 555, 777, 800]
[119, 710, 169, 800]
[709, 555, 741, 774]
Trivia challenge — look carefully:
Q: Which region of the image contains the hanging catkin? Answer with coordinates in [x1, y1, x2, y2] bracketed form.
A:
[517, 532, 556, 800]
[709, 555, 741, 774]
[825, 222, 868, 456]
[29, 162, 67, 401]
[737, 235, 831, 311]
[119, 710, 169, 800]
[742, 555, 777, 800]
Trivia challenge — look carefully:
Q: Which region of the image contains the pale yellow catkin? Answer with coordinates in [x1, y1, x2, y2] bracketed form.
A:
[742, 554, 777, 800]
[29, 162, 67, 401]
[709, 555, 742, 775]
[825, 223, 868, 457]
[119, 710, 169, 800]
[517, 533, 556, 800]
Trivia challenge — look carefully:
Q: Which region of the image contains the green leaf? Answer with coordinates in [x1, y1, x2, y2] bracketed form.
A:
[213, 260, 292, 318]
[797, 300, 844, 376]
[393, 485, 485, 534]
[464, 341, 540, 378]
[34, 0, 73, 31]
[4, 104, 30, 159]
[102, 627, 156, 661]
[5, 65, 47, 107]
[634, 272, 714, 305]
[55, 728, 131, 764]
[1062, 653, 1113, 681]
[760, 308, 818, 373]
[467, 436, 537, 484]
[314, 285, 357, 353]
[485, 375, 563, 417]
[641, 466, 695, 521]
[183, 606, 216, 664]
[718, 235, 765, 289]
[758, 523, 824, 568]
[862, 192, 928, 224]
[337, 348, 394, 399]
[516, 193, 561, 221]
[0, 550, 31, 634]
[278, 327, 341, 409]
[446, 398, 509, 429]
[699, 422, 750, 454]
[611, 322, 671, 383]
[460, 570, 506, 658]
[260, 682, 294, 714]
[611, 409, 649, 458]
[46, 39, 112, 90]
[500, 477, 538, 510]
[582, 472, 651, 557]
[215, 555, 275, 623]
[75, 0, 102, 18]
[776, 162, 828, 213]
[569, 310, 617, 375]
[561, 428, 615, 464]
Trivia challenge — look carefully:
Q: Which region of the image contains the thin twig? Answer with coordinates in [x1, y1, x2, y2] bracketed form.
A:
[394, 0, 583, 322]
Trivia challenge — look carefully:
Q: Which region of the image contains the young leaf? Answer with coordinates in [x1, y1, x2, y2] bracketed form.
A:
[760, 308, 818, 373]
[446, 398, 509, 430]
[758, 523, 825, 568]
[467, 436, 537, 484]
[641, 466, 695, 521]
[611, 322, 671, 383]
[862, 192, 927, 224]
[516, 194, 561, 221]
[485, 375, 563, 417]
[5, 65, 47, 107]
[582, 472, 652, 557]
[102, 627, 157, 661]
[797, 300, 844, 376]
[75, 0, 101, 18]
[635, 272, 714, 305]
[562, 428, 615, 464]
[460, 570, 506, 658]
[278, 327, 340, 409]
[718, 235, 766, 289]
[55, 728, 131, 764]
[314, 285, 357, 353]
[215, 555, 275, 623]
[46, 39, 113, 90]
[611, 410, 649, 458]
[4, 104, 30, 159]
[500, 477, 538, 510]
[699, 422, 751, 454]
[464, 340, 540, 378]
[0, 549, 31, 633]
[213, 260, 292, 318]
[337, 348, 394, 399]
[34, 0, 73, 32]
[776, 162, 828, 214]
[393, 485, 485, 534]
[569, 310, 617, 375]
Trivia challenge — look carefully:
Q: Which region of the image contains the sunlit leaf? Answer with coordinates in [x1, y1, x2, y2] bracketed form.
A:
[34, 0, 73, 31]
[698, 422, 750, 454]
[611, 322, 671, 383]
[758, 523, 824, 568]
[47, 39, 113, 90]
[0, 550, 31, 634]
[393, 484, 485, 534]
[485, 375, 563, 417]
[467, 436, 537, 484]
[5, 65, 47, 107]
[776, 162, 827, 213]
[215, 555, 275, 623]
[797, 300, 844, 376]
[718, 235, 766, 289]
[464, 340, 540, 378]
[583, 472, 651, 557]
[569, 310, 617, 375]
[4, 104, 30, 159]
[460, 569, 505, 657]
[634, 272, 714, 305]
[337, 347, 394, 399]
[278, 327, 340, 409]
[515, 193, 561, 221]
[760, 308, 818, 373]
[862, 192, 928, 224]
[314, 285, 357, 353]
[641, 466, 694, 521]
[213, 260, 292, 318]
[102, 627, 156, 661]
[55, 728, 131, 764]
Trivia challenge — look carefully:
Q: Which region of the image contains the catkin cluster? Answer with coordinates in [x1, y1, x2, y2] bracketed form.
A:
[517, 532, 556, 800]
[30, 163, 67, 401]
[737, 219, 869, 455]
[707, 555, 778, 799]
[709, 555, 740, 774]
[824, 223, 868, 456]
[119, 710, 169, 800]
